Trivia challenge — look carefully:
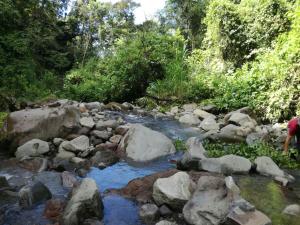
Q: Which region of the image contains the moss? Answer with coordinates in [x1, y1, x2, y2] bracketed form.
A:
[0, 112, 8, 128]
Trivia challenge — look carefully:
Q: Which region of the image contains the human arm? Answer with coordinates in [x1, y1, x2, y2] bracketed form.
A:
[283, 134, 293, 154]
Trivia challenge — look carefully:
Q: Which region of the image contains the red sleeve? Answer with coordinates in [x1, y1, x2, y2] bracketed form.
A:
[288, 118, 298, 136]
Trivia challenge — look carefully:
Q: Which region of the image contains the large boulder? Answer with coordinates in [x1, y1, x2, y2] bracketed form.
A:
[15, 139, 49, 160]
[153, 172, 192, 210]
[118, 124, 175, 162]
[2, 105, 80, 151]
[62, 178, 104, 225]
[60, 135, 90, 153]
[282, 204, 300, 216]
[199, 117, 219, 132]
[179, 114, 201, 126]
[254, 156, 294, 185]
[199, 155, 252, 175]
[228, 112, 257, 128]
[212, 124, 247, 143]
[183, 176, 234, 225]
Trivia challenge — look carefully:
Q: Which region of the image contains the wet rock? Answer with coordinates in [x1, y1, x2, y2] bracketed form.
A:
[118, 124, 175, 162]
[156, 220, 177, 225]
[183, 176, 233, 225]
[33, 171, 64, 196]
[15, 139, 50, 160]
[193, 109, 216, 120]
[109, 135, 122, 144]
[183, 103, 197, 112]
[53, 138, 64, 146]
[159, 205, 173, 216]
[44, 199, 65, 222]
[90, 150, 119, 168]
[199, 155, 251, 175]
[18, 157, 48, 172]
[0, 176, 10, 189]
[139, 204, 159, 223]
[254, 156, 294, 185]
[3, 105, 80, 151]
[62, 178, 104, 225]
[153, 172, 192, 210]
[80, 117, 95, 129]
[18, 181, 52, 208]
[61, 171, 78, 188]
[91, 130, 112, 140]
[199, 117, 219, 131]
[225, 208, 271, 225]
[85, 102, 102, 110]
[95, 120, 118, 130]
[179, 114, 201, 126]
[61, 135, 90, 153]
[282, 204, 300, 216]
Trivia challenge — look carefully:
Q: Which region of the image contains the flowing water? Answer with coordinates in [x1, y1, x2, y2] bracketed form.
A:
[1, 111, 300, 225]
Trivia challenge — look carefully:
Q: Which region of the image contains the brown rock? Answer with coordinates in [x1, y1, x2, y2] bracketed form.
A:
[115, 125, 130, 136]
[95, 142, 118, 152]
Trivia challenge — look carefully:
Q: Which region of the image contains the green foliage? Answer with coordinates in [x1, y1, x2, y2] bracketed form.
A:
[174, 139, 187, 151]
[0, 112, 8, 128]
[64, 31, 185, 102]
[204, 142, 300, 169]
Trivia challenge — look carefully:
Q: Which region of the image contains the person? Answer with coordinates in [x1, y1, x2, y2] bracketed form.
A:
[283, 117, 300, 155]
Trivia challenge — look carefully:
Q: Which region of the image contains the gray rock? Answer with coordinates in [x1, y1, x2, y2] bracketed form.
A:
[91, 130, 112, 140]
[83, 219, 104, 225]
[199, 117, 219, 131]
[15, 139, 50, 160]
[53, 138, 64, 146]
[213, 124, 247, 143]
[153, 172, 192, 210]
[61, 171, 78, 188]
[3, 105, 80, 151]
[18, 181, 52, 208]
[183, 103, 197, 112]
[246, 132, 269, 146]
[56, 149, 76, 159]
[228, 112, 257, 128]
[109, 135, 122, 144]
[282, 204, 300, 216]
[0, 176, 10, 189]
[33, 171, 63, 196]
[118, 124, 175, 162]
[199, 155, 251, 174]
[61, 135, 90, 153]
[159, 205, 173, 216]
[139, 204, 159, 223]
[170, 106, 179, 115]
[70, 157, 86, 165]
[193, 109, 216, 120]
[183, 176, 233, 225]
[80, 117, 95, 129]
[90, 150, 119, 168]
[85, 102, 102, 110]
[62, 178, 104, 225]
[179, 114, 201, 126]
[95, 120, 118, 130]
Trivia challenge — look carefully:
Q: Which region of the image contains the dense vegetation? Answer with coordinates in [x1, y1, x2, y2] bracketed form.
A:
[1, 0, 299, 122]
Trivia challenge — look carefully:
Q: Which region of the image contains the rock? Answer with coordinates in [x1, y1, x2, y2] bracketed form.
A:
[202, 104, 218, 114]
[179, 114, 201, 126]
[183, 176, 233, 225]
[109, 135, 122, 144]
[56, 149, 76, 159]
[61, 171, 78, 188]
[79, 103, 87, 113]
[183, 103, 197, 112]
[62, 178, 103, 225]
[225, 176, 240, 199]
[199, 117, 219, 131]
[282, 204, 300, 216]
[95, 120, 118, 130]
[228, 112, 257, 128]
[61, 135, 90, 153]
[95, 142, 118, 152]
[255, 156, 294, 185]
[246, 132, 269, 146]
[170, 106, 179, 115]
[53, 138, 64, 146]
[80, 117, 95, 129]
[90, 150, 119, 168]
[33, 171, 64, 196]
[70, 157, 86, 165]
[18, 181, 52, 208]
[156, 221, 177, 225]
[3, 105, 80, 151]
[159, 205, 173, 216]
[91, 130, 111, 140]
[115, 125, 130, 135]
[15, 139, 50, 160]
[0, 176, 10, 189]
[83, 219, 104, 225]
[104, 102, 128, 111]
[139, 204, 159, 223]
[44, 199, 65, 222]
[193, 109, 216, 120]
[213, 124, 246, 143]
[85, 102, 102, 110]
[199, 155, 252, 174]
[122, 102, 134, 110]
[226, 207, 272, 225]
[118, 124, 175, 162]
[178, 137, 206, 170]
[18, 157, 48, 172]
[153, 172, 192, 210]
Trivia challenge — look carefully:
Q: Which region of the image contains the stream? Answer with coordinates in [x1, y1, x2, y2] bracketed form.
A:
[1, 112, 300, 225]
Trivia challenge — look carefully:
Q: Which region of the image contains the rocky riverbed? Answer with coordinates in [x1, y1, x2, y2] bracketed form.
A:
[0, 100, 299, 225]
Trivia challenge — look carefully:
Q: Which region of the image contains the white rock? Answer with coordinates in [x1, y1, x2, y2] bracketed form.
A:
[283, 204, 300, 216]
[193, 109, 216, 120]
[15, 139, 50, 160]
[153, 172, 191, 210]
[62, 136, 90, 153]
[179, 114, 201, 126]
[199, 117, 219, 131]
[80, 117, 95, 129]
